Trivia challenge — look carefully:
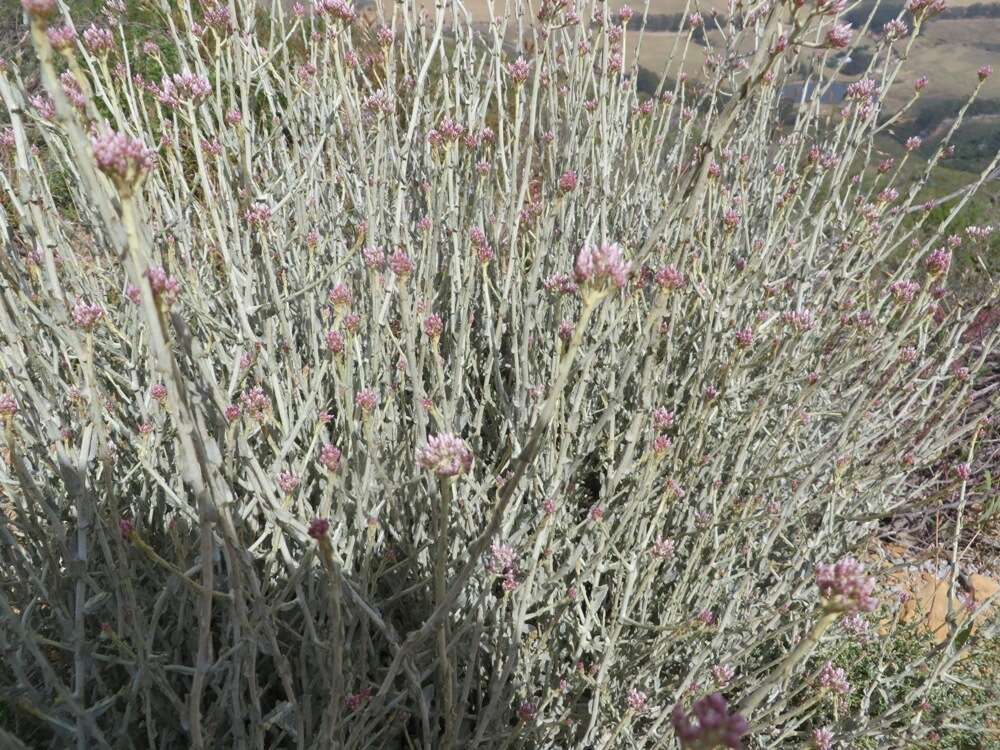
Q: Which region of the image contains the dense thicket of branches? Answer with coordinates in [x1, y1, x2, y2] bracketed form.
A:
[0, 0, 997, 748]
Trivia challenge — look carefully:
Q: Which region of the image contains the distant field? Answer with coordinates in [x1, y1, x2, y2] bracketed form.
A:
[426, 1, 1000, 107]
[861, 18, 1000, 107]
[441, 0, 728, 18]
[626, 30, 710, 78]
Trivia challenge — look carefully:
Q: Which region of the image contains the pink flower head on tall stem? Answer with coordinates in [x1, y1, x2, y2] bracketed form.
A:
[417, 433, 474, 477]
[145, 266, 181, 306]
[889, 279, 920, 304]
[906, 0, 946, 16]
[324, 330, 345, 354]
[423, 313, 444, 339]
[0, 393, 18, 417]
[47, 25, 77, 50]
[558, 169, 578, 193]
[651, 537, 674, 558]
[575, 242, 631, 294]
[277, 471, 300, 494]
[626, 688, 648, 712]
[652, 407, 675, 431]
[308, 517, 330, 539]
[72, 299, 105, 330]
[671, 693, 749, 749]
[239, 386, 271, 422]
[815, 556, 877, 613]
[817, 661, 851, 693]
[925, 248, 951, 275]
[158, 72, 212, 107]
[319, 443, 342, 472]
[318, 0, 356, 23]
[825, 23, 853, 48]
[507, 56, 531, 84]
[328, 282, 353, 310]
[817, 0, 847, 14]
[83, 24, 114, 55]
[22, 0, 57, 19]
[655, 264, 686, 291]
[91, 130, 155, 186]
[355, 388, 379, 413]
[812, 727, 835, 750]
[389, 249, 414, 276]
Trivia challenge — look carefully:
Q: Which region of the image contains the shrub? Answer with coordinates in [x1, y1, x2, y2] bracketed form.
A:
[0, 0, 997, 747]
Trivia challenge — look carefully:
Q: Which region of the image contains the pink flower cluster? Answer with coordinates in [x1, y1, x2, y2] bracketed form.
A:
[925, 248, 951, 275]
[362, 246, 385, 270]
[317, 0, 356, 23]
[239, 386, 271, 422]
[543, 272, 578, 296]
[671, 693, 749, 749]
[0, 393, 18, 417]
[345, 687, 372, 711]
[325, 329, 345, 354]
[486, 541, 520, 591]
[655, 264, 686, 291]
[21, 0, 57, 18]
[71, 299, 105, 330]
[427, 116, 465, 147]
[423, 313, 444, 339]
[355, 388, 379, 413]
[826, 23, 853, 48]
[277, 470, 301, 494]
[91, 130, 155, 183]
[889, 280, 919, 304]
[882, 18, 908, 38]
[145, 266, 181, 307]
[83, 24, 114, 55]
[812, 727, 835, 750]
[318, 443, 342, 472]
[417, 433, 474, 477]
[60, 71, 86, 111]
[575, 243, 631, 292]
[31, 94, 56, 121]
[244, 203, 272, 227]
[157, 72, 212, 107]
[506, 56, 531, 84]
[389, 249, 414, 276]
[47, 25, 77, 50]
[652, 407, 675, 431]
[815, 556, 877, 613]
[712, 664, 735, 688]
[651, 537, 675, 558]
[905, 0, 946, 16]
[203, 4, 233, 34]
[308, 517, 330, 539]
[626, 688, 648, 712]
[328, 282, 352, 309]
[558, 169, 578, 193]
[817, 661, 851, 694]
[783, 308, 816, 332]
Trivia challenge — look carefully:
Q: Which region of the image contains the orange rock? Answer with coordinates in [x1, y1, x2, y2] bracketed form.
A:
[969, 573, 1000, 624]
[880, 570, 1000, 644]
[969, 573, 999, 605]
[898, 572, 968, 644]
